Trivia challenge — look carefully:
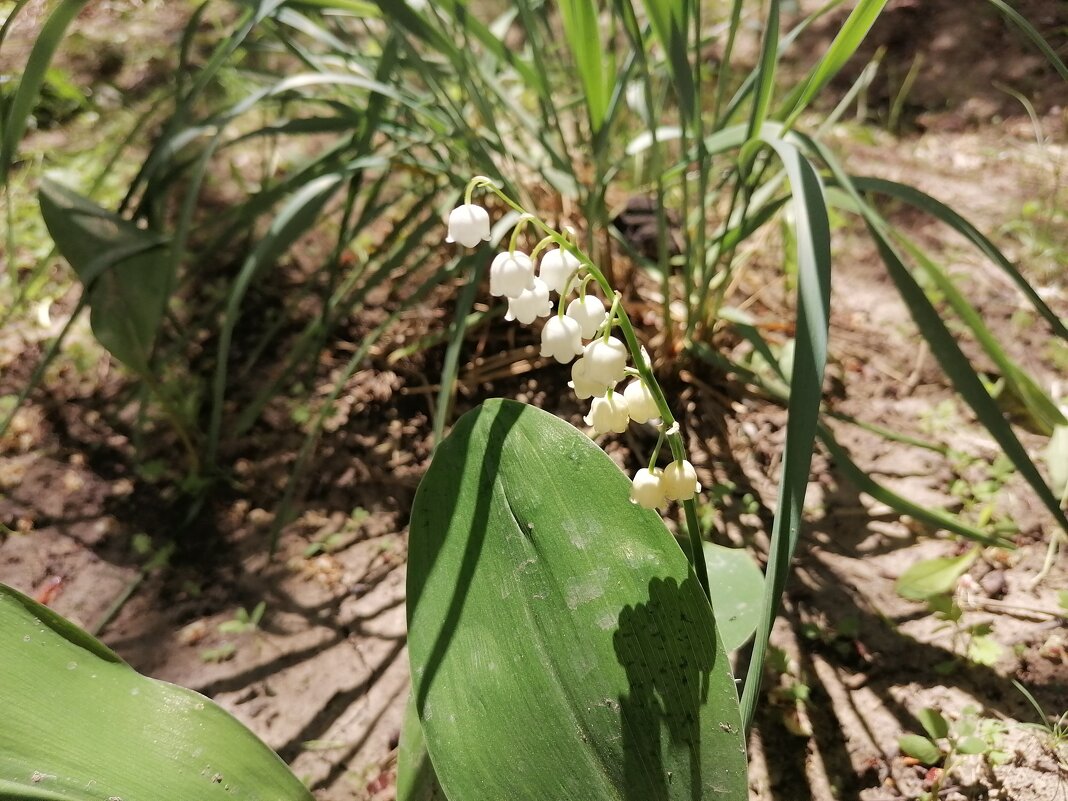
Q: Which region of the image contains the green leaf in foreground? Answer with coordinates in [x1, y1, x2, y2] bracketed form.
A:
[0, 583, 312, 801]
[899, 734, 943, 765]
[916, 707, 950, 741]
[895, 547, 979, 601]
[39, 178, 171, 374]
[407, 399, 747, 801]
[702, 541, 764, 652]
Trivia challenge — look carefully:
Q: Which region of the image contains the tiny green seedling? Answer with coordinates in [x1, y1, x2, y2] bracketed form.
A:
[218, 602, 267, 635]
[200, 643, 237, 663]
[1013, 680, 1068, 765]
[900, 706, 1011, 800]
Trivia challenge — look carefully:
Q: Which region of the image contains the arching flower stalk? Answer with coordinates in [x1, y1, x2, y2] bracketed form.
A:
[444, 176, 710, 595]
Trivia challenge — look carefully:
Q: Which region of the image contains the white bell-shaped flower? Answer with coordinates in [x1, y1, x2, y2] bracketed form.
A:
[569, 357, 613, 400]
[540, 315, 584, 364]
[582, 337, 628, 386]
[490, 251, 536, 299]
[623, 379, 658, 424]
[584, 393, 630, 435]
[445, 204, 490, 248]
[504, 277, 552, 324]
[662, 459, 701, 501]
[630, 468, 666, 510]
[538, 249, 581, 295]
[566, 295, 608, 339]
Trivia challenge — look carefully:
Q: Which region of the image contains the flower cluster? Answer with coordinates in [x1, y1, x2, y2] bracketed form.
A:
[446, 196, 700, 511]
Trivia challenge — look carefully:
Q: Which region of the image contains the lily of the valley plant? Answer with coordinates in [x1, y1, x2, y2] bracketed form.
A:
[447, 176, 709, 589]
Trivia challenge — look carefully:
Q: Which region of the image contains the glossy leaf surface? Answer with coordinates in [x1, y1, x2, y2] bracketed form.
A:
[0, 584, 312, 801]
[407, 399, 747, 801]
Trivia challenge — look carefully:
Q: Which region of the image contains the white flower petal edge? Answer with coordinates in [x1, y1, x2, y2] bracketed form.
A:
[446, 204, 490, 248]
[566, 295, 607, 339]
[569, 357, 612, 400]
[630, 468, 666, 509]
[539, 249, 581, 295]
[490, 251, 536, 298]
[504, 277, 552, 325]
[584, 394, 630, 435]
[662, 459, 701, 501]
[623, 379, 658, 424]
[582, 337, 628, 385]
[540, 315, 585, 364]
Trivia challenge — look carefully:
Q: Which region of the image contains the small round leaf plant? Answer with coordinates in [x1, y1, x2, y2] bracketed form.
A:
[446, 176, 710, 594]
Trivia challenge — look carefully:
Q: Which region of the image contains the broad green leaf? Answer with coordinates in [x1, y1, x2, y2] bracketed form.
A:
[702, 542, 764, 652]
[916, 708, 950, 740]
[956, 735, 992, 755]
[895, 548, 979, 601]
[967, 635, 1004, 667]
[408, 400, 747, 801]
[38, 179, 171, 374]
[899, 734, 942, 765]
[0, 583, 312, 801]
[396, 693, 444, 801]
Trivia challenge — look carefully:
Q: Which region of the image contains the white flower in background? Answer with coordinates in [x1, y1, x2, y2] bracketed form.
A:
[581, 337, 628, 386]
[622, 380, 658, 424]
[538, 248, 581, 295]
[584, 394, 630, 435]
[445, 204, 490, 248]
[490, 251, 535, 298]
[504, 277, 552, 324]
[566, 295, 607, 339]
[662, 459, 701, 501]
[569, 357, 613, 400]
[540, 315, 584, 364]
[630, 468, 666, 509]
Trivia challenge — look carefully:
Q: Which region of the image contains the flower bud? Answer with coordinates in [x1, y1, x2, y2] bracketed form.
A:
[569, 357, 612, 400]
[445, 204, 490, 248]
[566, 295, 607, 339]
[622, 379, 658, 424]
[538, 249, 581, 295]
[582, 337, 628, 386]
[630, 468, 666, 510]
[662, 459, 701, 501]
[584, 393, 629, 435]
[540, 315, 584, 364]
[504, 277, 552, 324]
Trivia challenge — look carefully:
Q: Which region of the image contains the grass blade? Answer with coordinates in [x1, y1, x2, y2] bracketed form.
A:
[738, 135, 832, 732]
[984, 0, 1068, 81]
[818, 427, 1012, 546]
[781, 0, 889, 129]
[0, 0, 90, 183]
[207, 173, 344, 464]
[849, 176, 1068, 339]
